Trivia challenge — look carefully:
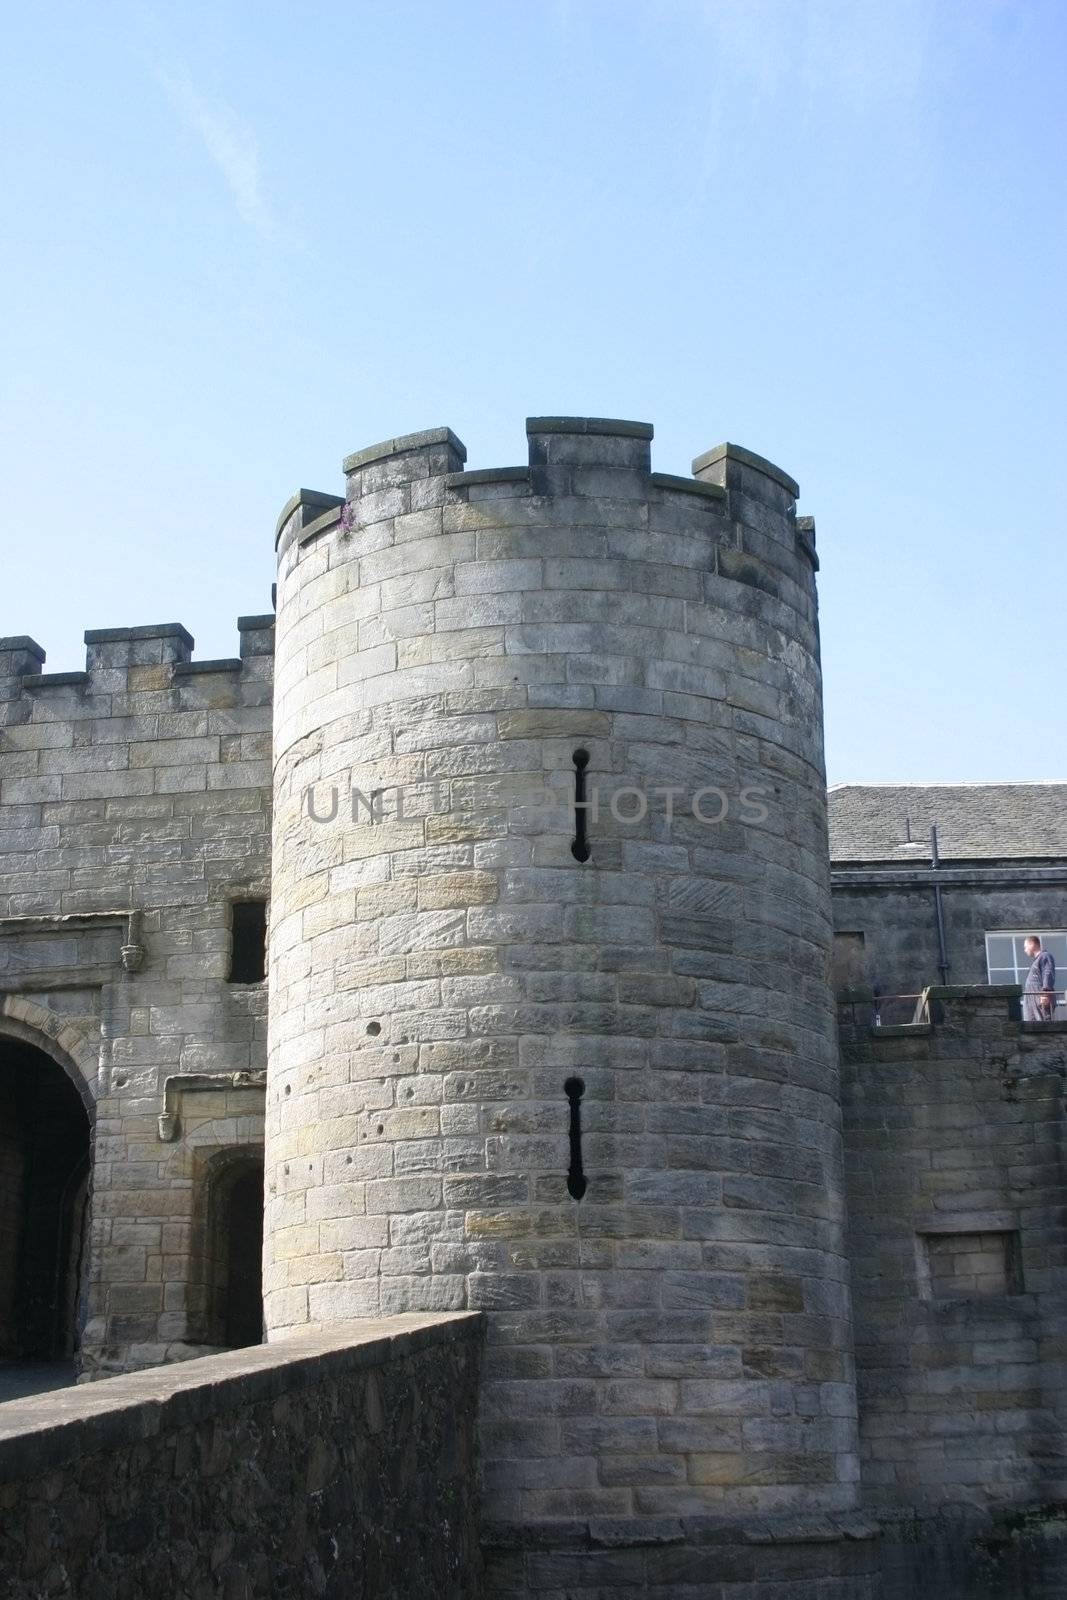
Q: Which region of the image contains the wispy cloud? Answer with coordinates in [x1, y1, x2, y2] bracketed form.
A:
[691, 0, 934, 111]
[156, 62, 270, 231]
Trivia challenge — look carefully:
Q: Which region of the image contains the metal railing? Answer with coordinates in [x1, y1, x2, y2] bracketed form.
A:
[841, 988, 1067, 1029]
[871, 993, 930, 1028]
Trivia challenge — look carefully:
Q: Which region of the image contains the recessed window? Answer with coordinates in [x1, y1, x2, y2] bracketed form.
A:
[228, 901, 267, 984]
[919, 1230, 1023, 1300]
[986, 931, 1065, 1018]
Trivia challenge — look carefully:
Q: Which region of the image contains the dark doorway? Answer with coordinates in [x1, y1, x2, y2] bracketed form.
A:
[0, 1039, 91, 1362]
[203, 1151, 264, 1349]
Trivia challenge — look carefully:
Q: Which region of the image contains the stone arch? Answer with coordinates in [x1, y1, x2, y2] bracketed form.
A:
[0, 1011, 95, 1360]
[0, 997, 100, 1119]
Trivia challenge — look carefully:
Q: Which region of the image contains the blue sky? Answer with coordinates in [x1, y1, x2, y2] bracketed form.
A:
[2, 0, 1064, 783]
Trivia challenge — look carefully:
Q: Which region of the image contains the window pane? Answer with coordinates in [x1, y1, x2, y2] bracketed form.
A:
[986, 936, 1014, 968]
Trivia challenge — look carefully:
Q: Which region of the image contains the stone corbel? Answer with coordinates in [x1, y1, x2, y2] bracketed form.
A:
[157, 1069, 268, 1142]
[120, 910, 145, 972]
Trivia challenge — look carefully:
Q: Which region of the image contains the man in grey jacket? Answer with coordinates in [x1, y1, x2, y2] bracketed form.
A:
[1023, 935, 1057, 1022]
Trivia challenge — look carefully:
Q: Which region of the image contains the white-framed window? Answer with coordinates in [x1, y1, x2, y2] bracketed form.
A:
[985, 930, 1067, 1018]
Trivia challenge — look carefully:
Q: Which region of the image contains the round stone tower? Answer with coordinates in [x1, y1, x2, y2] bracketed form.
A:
[265, 418, 859, 1532]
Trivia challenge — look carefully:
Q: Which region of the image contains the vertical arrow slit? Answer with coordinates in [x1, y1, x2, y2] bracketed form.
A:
[564, 1077, 587, 1201]
[571, 749, 591, 863]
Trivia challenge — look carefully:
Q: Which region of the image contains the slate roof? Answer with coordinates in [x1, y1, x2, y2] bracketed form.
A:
[828, 783, 1067, 864]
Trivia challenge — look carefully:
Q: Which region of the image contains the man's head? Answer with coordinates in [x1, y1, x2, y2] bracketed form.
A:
[1025, 935, 1042, 958]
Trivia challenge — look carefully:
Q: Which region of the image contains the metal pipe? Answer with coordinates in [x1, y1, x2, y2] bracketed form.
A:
[931, 823, 950, 985]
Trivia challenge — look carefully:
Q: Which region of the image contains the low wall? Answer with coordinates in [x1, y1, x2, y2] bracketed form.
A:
[0, 1311, 482, 1599]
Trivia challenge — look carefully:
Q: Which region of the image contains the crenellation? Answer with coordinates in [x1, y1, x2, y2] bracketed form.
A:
[263, 412, 858, 1566]
[0, 606, 274, 1374]
[273, 487, 345, 555]
[0, 638, 47, 687]
[2, 414, 1063, 1598]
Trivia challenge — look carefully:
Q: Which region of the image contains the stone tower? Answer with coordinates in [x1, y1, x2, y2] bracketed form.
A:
[265, 418, 859, 1538]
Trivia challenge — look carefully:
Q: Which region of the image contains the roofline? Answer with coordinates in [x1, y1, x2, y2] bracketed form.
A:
[828, 780, 1067, 791]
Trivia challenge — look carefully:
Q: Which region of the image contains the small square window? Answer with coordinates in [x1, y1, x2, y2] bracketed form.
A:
[228, 901, 267, 984]
[919, 1230, 1023, 1300]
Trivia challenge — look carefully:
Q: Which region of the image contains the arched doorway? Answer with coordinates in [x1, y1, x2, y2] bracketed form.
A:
[0, 1038, 91, 1362]
[200, 1149, 264, 1349]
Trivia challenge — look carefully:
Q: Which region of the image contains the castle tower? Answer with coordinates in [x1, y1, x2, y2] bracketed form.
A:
[264, 418, 859, 1542]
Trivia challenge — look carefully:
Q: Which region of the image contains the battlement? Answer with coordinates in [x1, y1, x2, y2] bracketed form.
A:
[0, 618, 275, 700]
[275, 415, 816, 579]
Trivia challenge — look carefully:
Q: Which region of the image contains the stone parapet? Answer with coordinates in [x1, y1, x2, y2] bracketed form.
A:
[0, 1313, 482, 1598]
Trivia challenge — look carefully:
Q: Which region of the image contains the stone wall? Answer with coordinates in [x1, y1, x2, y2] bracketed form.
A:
[839, 990, 1067, 1513]
[265, 416, 862, 1539]
[0, 621, 275, 1373]
[0, 1311, 482, 1599]
[830, 873, 1067, 999]
[484, 1509, 880, 1598]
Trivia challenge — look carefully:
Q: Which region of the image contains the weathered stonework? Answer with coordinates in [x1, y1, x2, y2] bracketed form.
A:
[265, 417, 861, 1547]
[840, 989, 1067, 1511]
[3, 415, 1067, 1597]
[0, 1312, 482, 1599]
[0, 620, 274, 1374]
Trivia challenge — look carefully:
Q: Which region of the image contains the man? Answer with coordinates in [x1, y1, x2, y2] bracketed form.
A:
[1022, 935, 1057, 1022]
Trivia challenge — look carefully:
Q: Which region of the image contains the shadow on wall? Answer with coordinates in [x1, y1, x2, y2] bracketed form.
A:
[0, 1040, 90, 1362]
[190, 1147, 264, 1350]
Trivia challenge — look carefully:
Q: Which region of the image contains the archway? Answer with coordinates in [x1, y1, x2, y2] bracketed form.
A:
[0, 1037, 91, 1362]
[200, 1149, 264, 1349]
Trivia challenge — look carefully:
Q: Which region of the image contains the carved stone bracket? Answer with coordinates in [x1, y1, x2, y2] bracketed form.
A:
[120, 911, 144, 972]
[157, 1069, 268, 1142]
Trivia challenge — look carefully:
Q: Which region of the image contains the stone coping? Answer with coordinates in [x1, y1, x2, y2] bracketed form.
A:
[526, 416, 654, 440]
[342, 427, 467, 475]
[83, 624, 195, 648]
[649, 471, 726, 502]
[21, 672, 89, 690]
[446, 467, 530, 489]
[692, 442, 800, 499]
[0, 1312, 482, 1484]
[483, 1510, 879, 1551]
[237, 614, 276, 633]
[273, 488, 345, 541]
[172, 658, 243, 677]
[925, 983, 1021, 1001]
[0, 637, 45, 660]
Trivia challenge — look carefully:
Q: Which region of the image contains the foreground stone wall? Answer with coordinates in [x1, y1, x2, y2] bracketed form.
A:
[840, 991, 1067, 1512]
[266, 416, 861, 1540]
[0, 1311, 482, 1599]
[0, 621, 274, 1372]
